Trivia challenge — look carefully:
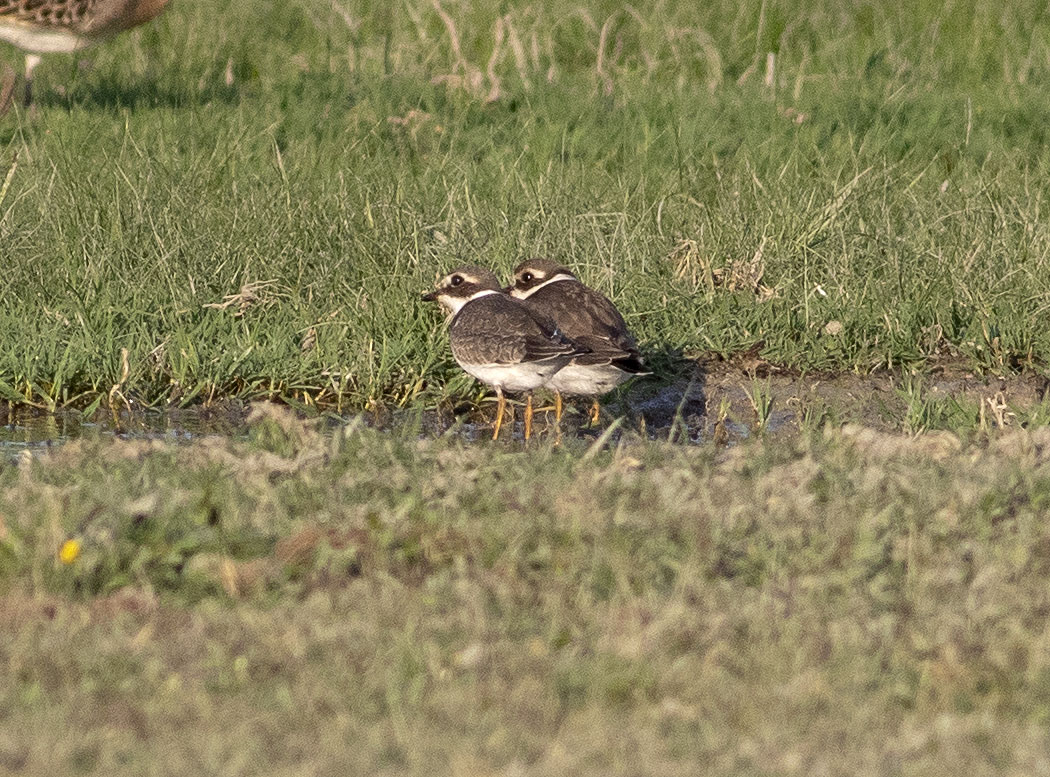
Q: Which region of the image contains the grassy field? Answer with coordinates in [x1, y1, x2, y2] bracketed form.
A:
[0, 0, 1048, 411]
[2, 406, 1050, 774]
[5, 3, 1050, 773]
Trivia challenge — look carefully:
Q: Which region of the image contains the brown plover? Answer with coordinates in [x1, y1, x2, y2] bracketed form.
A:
[509, 258, 649, 425]
[0, 0, 173, 105]
[422, 265, 587, 440]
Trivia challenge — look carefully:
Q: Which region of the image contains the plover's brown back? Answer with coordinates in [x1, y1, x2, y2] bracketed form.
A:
[423, 265, 588, 440]
[509, 258, 649, 425]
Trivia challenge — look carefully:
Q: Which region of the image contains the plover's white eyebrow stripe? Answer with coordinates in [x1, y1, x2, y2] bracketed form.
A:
[513, 273, 575, 298]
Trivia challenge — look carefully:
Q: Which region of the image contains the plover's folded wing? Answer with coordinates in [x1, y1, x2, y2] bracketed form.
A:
[531, 280, 642, 353]
[449, 294, 588, 366]
[570, 342, 650, 374]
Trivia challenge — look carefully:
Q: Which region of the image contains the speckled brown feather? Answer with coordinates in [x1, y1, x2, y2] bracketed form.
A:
[521, 280, 647, 372]
[0, 0, 169, 35]
[449, 293, 585, 367]
[0, 0, 93, 28]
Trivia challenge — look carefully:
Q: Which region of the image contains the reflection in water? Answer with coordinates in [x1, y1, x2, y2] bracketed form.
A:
[0, 383, 799, 459]
[0, 408, 251, 459]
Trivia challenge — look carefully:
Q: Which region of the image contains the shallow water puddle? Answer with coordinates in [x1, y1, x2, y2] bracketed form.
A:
[1, 363, 1046, 456]
[0, 409, 251, 459]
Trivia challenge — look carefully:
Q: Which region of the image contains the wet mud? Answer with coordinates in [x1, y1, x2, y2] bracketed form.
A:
[2, 361, 1048, 454]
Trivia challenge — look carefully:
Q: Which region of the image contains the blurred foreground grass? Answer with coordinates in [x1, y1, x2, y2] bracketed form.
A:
[0, 0, 1050, 410]
[3, 406, 1050, 773]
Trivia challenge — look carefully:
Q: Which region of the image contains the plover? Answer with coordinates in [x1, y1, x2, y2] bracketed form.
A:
[422, 265, 587, 440]
[508, 258, 649, 425]
[0, 0, 173, 105]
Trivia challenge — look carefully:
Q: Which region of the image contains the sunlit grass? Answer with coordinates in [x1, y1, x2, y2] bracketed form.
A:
[0, 0, 1047, 412]
[4, 406, 1050, 773]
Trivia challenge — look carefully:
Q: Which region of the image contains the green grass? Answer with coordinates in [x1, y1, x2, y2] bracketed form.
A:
[0, 0, 1048, 410]
[5, 407, 1050, 773]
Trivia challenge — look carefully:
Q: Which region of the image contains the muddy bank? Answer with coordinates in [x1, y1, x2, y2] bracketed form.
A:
[2, 362, 1048, 451]
[642, 358, 1050, 443]
[379, 360, 1050, 443]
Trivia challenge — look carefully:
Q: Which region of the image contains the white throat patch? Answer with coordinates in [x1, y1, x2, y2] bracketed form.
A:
[439, 288, 501, 316]
[510, 273, 575, 300]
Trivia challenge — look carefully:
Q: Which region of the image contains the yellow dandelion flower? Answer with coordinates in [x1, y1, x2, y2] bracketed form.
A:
[59, 539, 80, 565]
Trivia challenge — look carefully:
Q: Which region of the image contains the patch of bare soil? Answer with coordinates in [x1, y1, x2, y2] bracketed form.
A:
[2, 361, 1048, 448]
[630, 356, 1050, 443]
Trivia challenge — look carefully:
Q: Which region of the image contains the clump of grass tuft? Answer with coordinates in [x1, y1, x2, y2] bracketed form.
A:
[3, 409, 1050, 772]
[2, 0, 1050, 414]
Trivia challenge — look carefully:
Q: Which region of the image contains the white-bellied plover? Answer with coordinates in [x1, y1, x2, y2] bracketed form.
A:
[423, 265, 587, 440]
[509, 258, 649, 426]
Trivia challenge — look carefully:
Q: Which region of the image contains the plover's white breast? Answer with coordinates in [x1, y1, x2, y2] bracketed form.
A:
[459, 360, 567, 393]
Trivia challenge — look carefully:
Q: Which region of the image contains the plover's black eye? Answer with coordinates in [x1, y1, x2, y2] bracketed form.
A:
[450, 275, 463, 287]
[522, 272, 533, 283]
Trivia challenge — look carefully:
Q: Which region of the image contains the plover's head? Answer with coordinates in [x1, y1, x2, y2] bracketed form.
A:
[422, 266, 504, 315]
[508, 258, 576, 299]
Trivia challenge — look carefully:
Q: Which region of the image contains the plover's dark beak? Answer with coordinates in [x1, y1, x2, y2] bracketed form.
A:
[421, 290, 439, 302]
[502, 285, 513, 294]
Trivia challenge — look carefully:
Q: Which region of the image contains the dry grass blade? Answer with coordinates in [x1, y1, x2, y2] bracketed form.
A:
[802, 166, 875, 245]
[329, 0, 358, 32]
[503, 14, 532, 91]
[670, 237, 713, 291]
[670, 236, 773, 300]
[0, 149, 18, 213]
[580, 416, 623, 461]
[203, 280, 287, 317]
[485, 16, 506, 103]
[430, 0, 484, 94]
[595, 12, 618, 96]
[0, 63, 15, 118]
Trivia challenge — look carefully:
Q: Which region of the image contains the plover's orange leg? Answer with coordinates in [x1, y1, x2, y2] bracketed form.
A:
[589, 399, 601, 426]
[553, 391, 564, 443]
[492, 388, 506, 440]
[524, 394, 533, 441]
